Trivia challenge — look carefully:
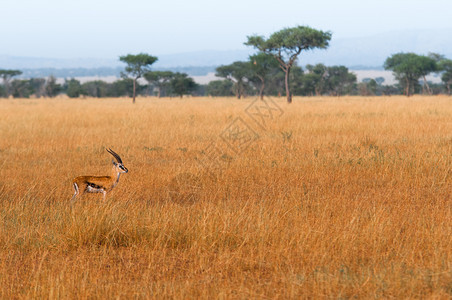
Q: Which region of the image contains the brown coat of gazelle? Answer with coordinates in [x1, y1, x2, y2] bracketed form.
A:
[71, 148, 128, 204]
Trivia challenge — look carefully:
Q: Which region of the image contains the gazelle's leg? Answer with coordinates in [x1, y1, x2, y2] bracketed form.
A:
[102, 190, 107, 201]
[71, 182, 79, 204]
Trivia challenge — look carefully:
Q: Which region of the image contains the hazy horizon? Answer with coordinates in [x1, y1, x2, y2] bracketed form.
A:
[2, 0, 452, 59]
[1, 28, 451, 60]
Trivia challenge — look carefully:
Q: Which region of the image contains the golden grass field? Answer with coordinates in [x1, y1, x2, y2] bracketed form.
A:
[0, 95, 451, 299]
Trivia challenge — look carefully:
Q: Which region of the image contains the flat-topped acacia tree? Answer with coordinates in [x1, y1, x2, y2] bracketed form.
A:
[215, 61, 251, 99]
[248, 52, 280, 100]
[384, 53, 437, 96]
[439, 59, 452, 95]
[143, 71, 174, 98]
[119, 53, 158, 103]
[170, 73, 197, 98]
[245, 26, 332, 103]
[0, 69, 22, 97]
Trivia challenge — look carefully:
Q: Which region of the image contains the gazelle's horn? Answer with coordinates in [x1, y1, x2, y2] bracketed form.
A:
[107, 148, 123, 164]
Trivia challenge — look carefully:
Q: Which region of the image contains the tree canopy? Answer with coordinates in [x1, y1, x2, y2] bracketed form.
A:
[245, 26, 332, 103]
[248, 53, 280, 99]
[170, 73, 197, 98]
[0, 69, 23, 97]
[206, 80, 234, 97]
[144, 71, 174, 97]
[439, 59, 452, 94]
[325, 66, 357, 96]
[119, 53, 158, 103]
[44, 76, 61, 97]
[216, 61, 252, 99]
[304, 64, 328, 96]
[384, 52, 437, 96]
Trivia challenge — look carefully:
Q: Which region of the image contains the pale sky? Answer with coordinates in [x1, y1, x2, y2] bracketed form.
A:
[1, 0, 451, 58]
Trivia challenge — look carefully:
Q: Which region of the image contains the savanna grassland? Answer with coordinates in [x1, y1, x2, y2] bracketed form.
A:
[0, 96, 451, 299]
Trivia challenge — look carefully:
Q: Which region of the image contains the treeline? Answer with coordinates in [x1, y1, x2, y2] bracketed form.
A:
[0, 56, 451, 99]
[1, 45, 452, 99]
[0, 71, 201, 99]
[209, 60, 358, 98]
[0, 63, 449, 99]
[207, 51, 452, 98]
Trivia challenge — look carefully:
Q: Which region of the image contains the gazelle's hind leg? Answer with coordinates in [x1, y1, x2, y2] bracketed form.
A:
[71, 182, 80, 205]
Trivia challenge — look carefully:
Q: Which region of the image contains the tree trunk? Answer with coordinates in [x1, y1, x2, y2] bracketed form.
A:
[423, 75, 431, 95]
[285, 68, 292, 103]
[447, 84, 450, 95]
[3, 79, 10, 98]
[405, 77, 410, 97]
[259, 77, 265, 100]
[132, 78, 136, 103]
[259, 83, 265, 100]
[157, 87, 161, 98]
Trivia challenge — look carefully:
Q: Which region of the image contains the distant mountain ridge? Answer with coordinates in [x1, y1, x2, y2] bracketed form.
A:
[16, 66, 218, 79]
[302, 28, 452, 67]
[0, 50, 253, 70]
[1, 29, 451, 75]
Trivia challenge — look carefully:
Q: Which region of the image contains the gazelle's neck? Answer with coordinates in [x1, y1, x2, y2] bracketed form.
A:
[110, 165, 121, 189]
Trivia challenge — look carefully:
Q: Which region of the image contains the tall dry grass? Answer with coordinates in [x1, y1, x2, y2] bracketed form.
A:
[0, 96, 451, 298]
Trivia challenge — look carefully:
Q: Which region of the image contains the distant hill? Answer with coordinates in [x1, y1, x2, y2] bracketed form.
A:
[1, 29, 451, 77]
[155, 49, 253, 68]
[156, 29, 452, 69]
[301, 28, 452, 68]
[0, 51, 252, 71]
[0, 55, 120, 69]
[16, 66, 218, 79]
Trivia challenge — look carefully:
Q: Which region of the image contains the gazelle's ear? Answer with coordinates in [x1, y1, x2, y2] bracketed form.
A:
[112, 160, 117, 166]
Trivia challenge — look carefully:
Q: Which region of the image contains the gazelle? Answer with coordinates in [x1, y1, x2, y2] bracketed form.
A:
[71, 148, 128, 204]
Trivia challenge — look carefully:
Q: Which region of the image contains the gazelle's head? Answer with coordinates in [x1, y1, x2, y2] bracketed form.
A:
[107, 148, 128, 174]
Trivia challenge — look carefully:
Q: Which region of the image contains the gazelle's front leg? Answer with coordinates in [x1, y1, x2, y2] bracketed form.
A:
[102, 190, 107, 201]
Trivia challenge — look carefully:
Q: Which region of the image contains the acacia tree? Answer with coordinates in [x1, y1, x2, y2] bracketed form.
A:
[384, 53, 437, 96]
[143, 71, 174, 97]
[206, 80, 234, 97]
[169, 73, 197, 98]
[45, 75, 62, 97]
[439, 59, 452, 95]
[245, 26, 332, 103]
[119, 53, 158, 103]
[215, 61, 251, 99]
[65, 78, 83, 98]
[325, 66, 357, 96]
[248, 52, 279, 99]
[304, 64, 328, 95]
[0, 69, 22, 97]
[10, 80, 32, 98]
[420, 56, 438, 94]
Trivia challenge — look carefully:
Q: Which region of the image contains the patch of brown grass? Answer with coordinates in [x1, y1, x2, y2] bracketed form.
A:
[0, 96, 451, 298]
